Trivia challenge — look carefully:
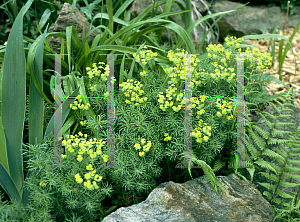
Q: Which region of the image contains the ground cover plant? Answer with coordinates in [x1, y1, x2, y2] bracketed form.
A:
[0, 0, 300, 221]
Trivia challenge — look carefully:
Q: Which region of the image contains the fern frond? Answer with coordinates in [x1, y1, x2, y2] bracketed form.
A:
[177, 151, 226, 196]
[272, 191, 300, 222]
[252, 124, 271, 140]
[248, 126, 267, 151]
[245, 133, 260, 160]
[258, 111, 277, 122]
[268, 138, 293, 145]
[271, 127, 295, 137]
[212, 156, 226, 173]
[261, 148, 285, 163]
[255, 112, 276, 130]
[243, 87, 300, 220]
[245, 101, 259, 113]
[254, 158, 278, 175]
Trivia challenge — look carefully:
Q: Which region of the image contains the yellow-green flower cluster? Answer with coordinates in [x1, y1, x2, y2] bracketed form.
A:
[156, 49, 203, 113]
[85, 62, 116, 98]
[224, 36, 242, 48]
[157, 84, 185, 112]
[80, 120, 87, 126]
[207, 36, 243, 68]
[157, 85, 207, 114]
[61, 132, 107, 190]
[164, 133, 172, 141]
[164, 49, 200, 84]
[69, 95, 91, 110]
[191, 119, 212, 144]
[215, 98, 235, 120]
[134, 136, 152, 157]
[190, 96, 208, 117]
[242, 47, 272, 72]
[209, 62, 236, 81]
[119, 79, 148, 106]
[167, 48, 200, 67]
[190, 68, 206, 89]
[133, 46, 158, 65]
[39, 181, 46, 187]
[86, 62, 110, 81]
[207, 36, 272, 74]
[139, 70, 148, 77]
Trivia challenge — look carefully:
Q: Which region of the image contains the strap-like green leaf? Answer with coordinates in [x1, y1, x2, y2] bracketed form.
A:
[44, 88, 80, 140]
[28, 25, 49, 147]
[0, 116, 8, 172]
[0, 162, 22, 204]
[1, 0, 34, 204]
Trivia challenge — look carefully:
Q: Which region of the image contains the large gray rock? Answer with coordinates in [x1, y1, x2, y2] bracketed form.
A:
[102, 173, 275, 222]
[130, 0, 219, 53]
[210, 0, 300, 42]
[47, 3, 101, 60]
[244, 101, 300, 213]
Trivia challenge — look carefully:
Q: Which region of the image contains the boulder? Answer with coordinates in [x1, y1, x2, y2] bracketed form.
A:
[209, 0, 300, 42]
[129, 0, 219, 53]
[102, 173, 275, 222]
[47, 3, 101, 60]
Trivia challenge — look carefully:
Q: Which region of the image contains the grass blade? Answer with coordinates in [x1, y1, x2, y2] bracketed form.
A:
[184, 0, 192, 38]
[107, 0, 114, 34]
[278, 21, 300, 80]
[119, 54, 126, 85]
[156, 0, 174, 41]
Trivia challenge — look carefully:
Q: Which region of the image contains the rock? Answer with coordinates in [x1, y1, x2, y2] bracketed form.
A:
[47, 3, 101, 60]
[244, 101, 300, 212]
[209, 0, 300, 42]
[129, 0, 219, 53]
[102, 173, 275, 222]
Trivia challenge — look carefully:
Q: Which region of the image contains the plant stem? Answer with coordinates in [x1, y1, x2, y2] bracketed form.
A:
[283, 1, 290, 32]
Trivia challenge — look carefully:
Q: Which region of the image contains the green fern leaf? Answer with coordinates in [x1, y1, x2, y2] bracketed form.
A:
[212, 157, 226, 173]
[261, 148, 285, 162]
[255, 158, 278, 175]
[245, 134, 260, 160]
[248, 126, 267, 151]
[252, 124, 271, 139]
[268, 138, 292, 145]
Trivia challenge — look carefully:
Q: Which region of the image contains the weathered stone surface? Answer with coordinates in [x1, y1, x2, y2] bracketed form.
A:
[245, 101, 300, 212]
[102, 173, 275, 222]
[130, 0, 219, 53]
[210, 0, 300, 42]
[47, 3, 101, 59]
